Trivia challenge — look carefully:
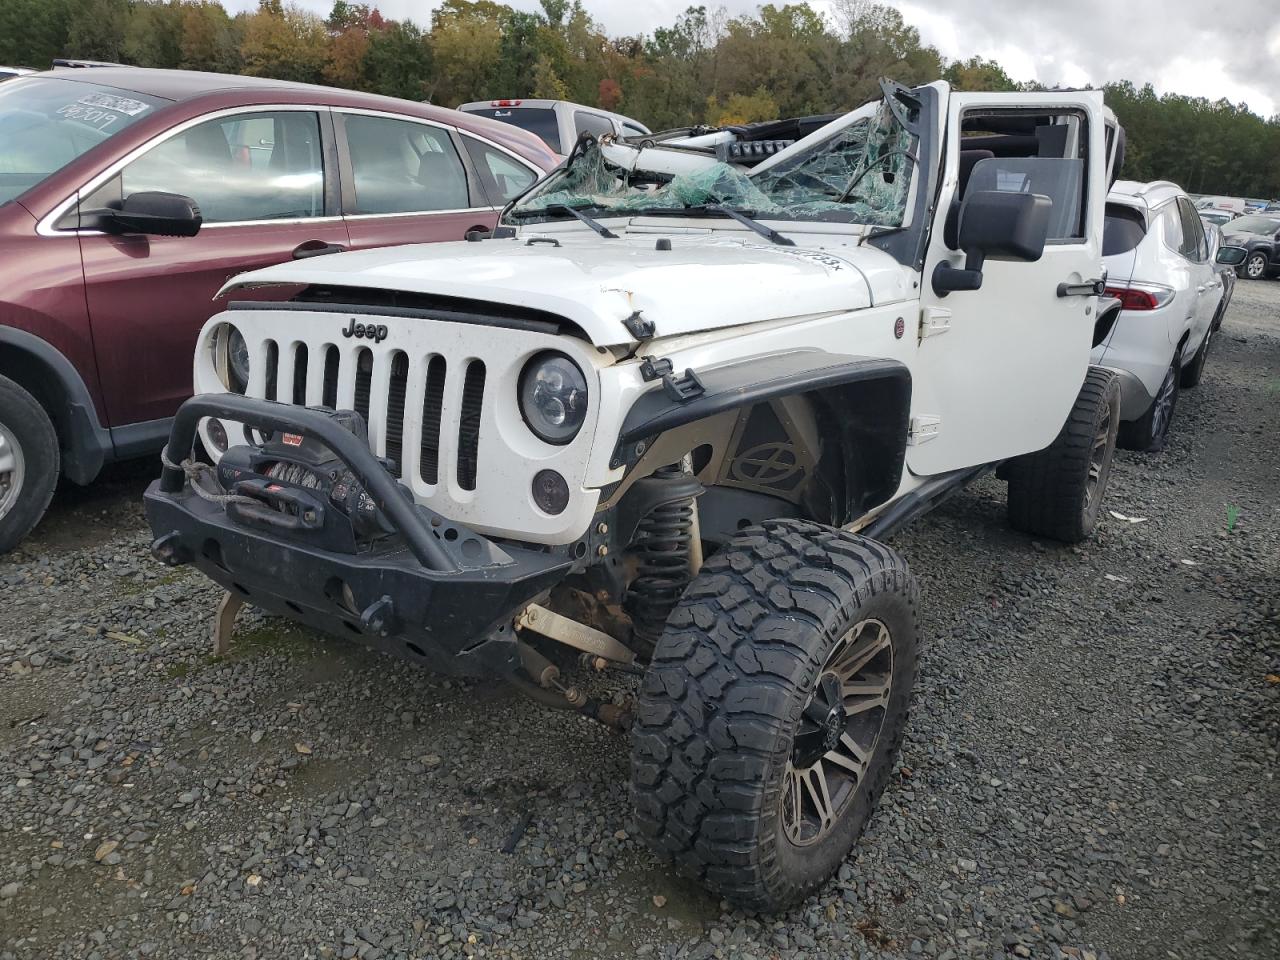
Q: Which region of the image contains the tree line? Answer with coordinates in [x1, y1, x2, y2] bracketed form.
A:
[2, 0, 1276, 197]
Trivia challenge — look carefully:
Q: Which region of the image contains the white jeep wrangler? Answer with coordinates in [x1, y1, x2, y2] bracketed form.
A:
[146, 80, 1124, 911]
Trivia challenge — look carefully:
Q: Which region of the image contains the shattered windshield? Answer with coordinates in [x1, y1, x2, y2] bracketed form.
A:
[507, 99, 914, 228]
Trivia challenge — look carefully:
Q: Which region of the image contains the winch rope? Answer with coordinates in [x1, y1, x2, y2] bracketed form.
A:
[160, 450, 261, 507]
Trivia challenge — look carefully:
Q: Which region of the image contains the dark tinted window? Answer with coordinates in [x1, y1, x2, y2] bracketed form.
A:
[573, 111, 615, 140]
[108, 110, 323, 223]
[343, 114, 470, 215]
[1177, 197, 1207, 261]
[465, 107, 560, 154]
[1103, 203, 1146, 255]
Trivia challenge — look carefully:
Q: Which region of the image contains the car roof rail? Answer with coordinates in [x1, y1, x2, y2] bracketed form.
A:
[1133, 180, 1182, 198]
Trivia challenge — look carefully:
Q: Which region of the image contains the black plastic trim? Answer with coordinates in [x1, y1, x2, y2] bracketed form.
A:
[227, 298, 561, 335]
[859, 463, 992, 540]
[618, 352, 910, 444]
[110, 417, 173, 460]
[0, 326, 112, 484]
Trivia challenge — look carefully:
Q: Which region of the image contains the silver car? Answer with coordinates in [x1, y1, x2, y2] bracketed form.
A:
[1094, 180, 1245, 452]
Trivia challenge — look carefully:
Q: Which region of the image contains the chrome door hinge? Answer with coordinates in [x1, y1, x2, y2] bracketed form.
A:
[920, 306, 951, 339]
[908, 415, 941, 444]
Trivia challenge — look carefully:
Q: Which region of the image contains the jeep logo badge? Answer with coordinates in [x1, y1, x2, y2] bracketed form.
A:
[341, 318, 388, 343]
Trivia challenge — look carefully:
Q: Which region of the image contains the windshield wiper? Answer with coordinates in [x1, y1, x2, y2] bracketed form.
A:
[504, 203, 619, 239]
[553, 203, 620, 238]
[701, 204, 795, 246]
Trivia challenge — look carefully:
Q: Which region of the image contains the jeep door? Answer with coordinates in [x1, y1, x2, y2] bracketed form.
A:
[908, 92, 1109, 477]
[75, 106, 348, 435]
[334, 111, 513, 249]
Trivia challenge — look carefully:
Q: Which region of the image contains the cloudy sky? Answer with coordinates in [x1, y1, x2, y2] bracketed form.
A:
[224, 0, 1280, 117]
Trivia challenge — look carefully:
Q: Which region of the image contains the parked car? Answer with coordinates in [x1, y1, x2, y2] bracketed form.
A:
[147, 80, 1126, 911]
[1199, 208, 1236, 228]
[0, 67, 556, 553]
[1219, 212, 1280, 280]
[1097, 181, 1245, 452]
[1195, 195, 1246, 215]
[1203, 222, 1236, 329]
[457, 98, 650, 157]
[0, 67, 34, 81]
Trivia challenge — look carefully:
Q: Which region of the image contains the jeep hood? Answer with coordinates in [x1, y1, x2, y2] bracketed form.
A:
[218, 234, 886, 346]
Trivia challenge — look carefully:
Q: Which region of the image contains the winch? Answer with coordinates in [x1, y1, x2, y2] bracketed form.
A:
[215, 409, 403, 551]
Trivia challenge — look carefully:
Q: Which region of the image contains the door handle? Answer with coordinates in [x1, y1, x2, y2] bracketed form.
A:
[1196, 285, 1206, 294]
[292, 240, 346, 260]
[1057, 278, 1106, 297]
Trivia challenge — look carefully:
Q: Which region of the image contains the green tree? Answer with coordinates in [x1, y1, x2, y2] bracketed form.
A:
[240, 1, 328, 83]
[362, 20, 432, 100]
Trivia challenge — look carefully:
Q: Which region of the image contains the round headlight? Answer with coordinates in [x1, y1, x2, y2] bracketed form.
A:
[227, 327, 250, 392]
[518, 352, 588, 445]
[213, 324, 251, 393]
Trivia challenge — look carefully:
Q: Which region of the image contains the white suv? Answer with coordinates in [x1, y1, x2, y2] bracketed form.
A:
[148, 81, 1125, 911]
[1096, 180, 1244, 451]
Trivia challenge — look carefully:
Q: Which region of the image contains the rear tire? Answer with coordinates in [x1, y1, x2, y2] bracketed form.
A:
[1005, 366, 1120, 543]
[631, 519, 918, 912]
[0, 375, 59, 555]
[1118, 358, 1179, 453]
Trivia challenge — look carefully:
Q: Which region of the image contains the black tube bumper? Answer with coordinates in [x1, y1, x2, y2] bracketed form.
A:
[144, 394, 572, 677]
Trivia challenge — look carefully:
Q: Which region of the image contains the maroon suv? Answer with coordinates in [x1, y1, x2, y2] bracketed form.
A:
[0, 68, 556, 553]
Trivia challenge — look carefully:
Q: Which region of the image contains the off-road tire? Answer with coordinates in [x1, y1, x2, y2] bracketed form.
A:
[630, 519, 918, 912]
[1005, 366, 1120, 543]
[1118, 357, 1179, 453]
[1180, 324, 1213, 388]
[0, 374, 59, 555]
[1241, 251, 1268, 280]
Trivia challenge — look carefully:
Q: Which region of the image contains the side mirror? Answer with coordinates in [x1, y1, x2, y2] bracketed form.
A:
[1215, 245, 1247, 266]
[933, 190, 1052, 297]
[104, 191, 202, 238]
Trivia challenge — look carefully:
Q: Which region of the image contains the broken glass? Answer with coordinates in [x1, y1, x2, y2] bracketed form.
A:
[508, 99, 914, 228]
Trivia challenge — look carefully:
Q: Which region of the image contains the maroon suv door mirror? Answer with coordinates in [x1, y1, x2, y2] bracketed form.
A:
[104, 191, 203, 238]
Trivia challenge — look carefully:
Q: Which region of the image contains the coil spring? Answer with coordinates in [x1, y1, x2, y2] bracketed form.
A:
[626, 463, 695, 649]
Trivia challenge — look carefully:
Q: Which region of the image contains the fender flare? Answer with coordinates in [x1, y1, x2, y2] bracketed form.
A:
[614, 350, 912, 521]
[0, 326, 111, 484]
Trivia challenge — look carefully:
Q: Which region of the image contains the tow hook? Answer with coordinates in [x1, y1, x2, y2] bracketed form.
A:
[150, 531, 189, 567]
[358, 595, 398, 638]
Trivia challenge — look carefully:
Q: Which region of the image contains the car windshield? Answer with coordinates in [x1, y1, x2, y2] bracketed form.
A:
[0, 76, 165, 206]
[1225, 215, 1280, 235]
[507, 97, 913, 228]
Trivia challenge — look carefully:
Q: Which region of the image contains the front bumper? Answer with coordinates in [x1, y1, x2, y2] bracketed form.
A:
[145, 394, 573, 677]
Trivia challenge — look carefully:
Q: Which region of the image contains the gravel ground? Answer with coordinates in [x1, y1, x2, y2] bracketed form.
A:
[1, 284, 1276, 960]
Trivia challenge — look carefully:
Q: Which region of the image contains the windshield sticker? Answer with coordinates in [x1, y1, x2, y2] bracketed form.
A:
[56, 92, 151, 132]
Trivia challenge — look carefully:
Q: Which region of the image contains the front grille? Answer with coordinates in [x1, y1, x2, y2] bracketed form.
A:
[457, 360, 485, 491]
[254, 341, 488, 494]
[419, 355, 446, 485]
[353, 347, 372, 423]
[384, 351, 408, 478]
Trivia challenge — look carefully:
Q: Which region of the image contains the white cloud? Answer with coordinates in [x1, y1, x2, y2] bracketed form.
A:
[225, 0, 1278, 116]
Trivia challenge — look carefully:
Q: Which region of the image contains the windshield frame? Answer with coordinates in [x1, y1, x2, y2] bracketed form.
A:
[0, 75, 168, 210]
[505, 96, 918, 232]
